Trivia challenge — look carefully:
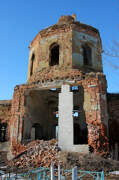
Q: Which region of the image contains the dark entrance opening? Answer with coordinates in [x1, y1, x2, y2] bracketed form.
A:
[72, 86, 88, 145]
[32, 123, 42, 140]
[0, 123, 7, 142]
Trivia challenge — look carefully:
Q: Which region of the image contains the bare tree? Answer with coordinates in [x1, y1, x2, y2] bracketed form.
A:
[103, 24, 119, 69]
[103, 39, 119, 69]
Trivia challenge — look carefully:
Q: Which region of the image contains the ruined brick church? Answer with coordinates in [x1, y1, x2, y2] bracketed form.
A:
[0, 15, 119, 160]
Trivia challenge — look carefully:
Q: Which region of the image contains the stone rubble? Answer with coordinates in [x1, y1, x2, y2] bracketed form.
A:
[8, 139, 60, 169]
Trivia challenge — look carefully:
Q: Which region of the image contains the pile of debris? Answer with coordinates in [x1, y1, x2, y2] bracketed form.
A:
[8, 139, 60, 170]
[7, 139, 119, 174]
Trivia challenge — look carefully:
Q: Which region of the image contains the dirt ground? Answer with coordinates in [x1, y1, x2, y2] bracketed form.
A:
[1, 150, 119, 179]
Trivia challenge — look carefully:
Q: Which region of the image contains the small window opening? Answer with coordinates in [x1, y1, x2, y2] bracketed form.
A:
[72, 86, 79, 91]
[56, 113, 59, 118]
[50, 44, 59, 66]
[30, 53, 35, 76]
[82, 44, 92, 66]
[50, 88, 57, 91]
[53, 110, 59, 118]
[73, 110, 79, 117]
[0, 123, 7, 142]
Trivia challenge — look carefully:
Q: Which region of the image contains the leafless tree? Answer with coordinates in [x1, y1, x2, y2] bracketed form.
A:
[103, 24, 119, 69]
[103, 39, 119, 69]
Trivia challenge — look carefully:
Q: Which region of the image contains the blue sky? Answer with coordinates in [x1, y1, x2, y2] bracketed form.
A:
[0, 0, 119, 100]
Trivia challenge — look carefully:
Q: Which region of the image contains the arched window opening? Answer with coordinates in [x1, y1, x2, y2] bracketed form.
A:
[50, 44, 59, 66]
[82, 45, 92, 66]
[30, 53, 35, 76]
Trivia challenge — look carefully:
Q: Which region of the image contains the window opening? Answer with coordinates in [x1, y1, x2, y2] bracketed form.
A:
[82, 44, 92, 66]
[50, 44, 59, 66]
[73, 110, 79, 117]
[30, 53, 35, 76]
[56, 113, 59, 118]
[73, 106, 80, 117]
[50, 88, 57, 91]
[72, 86, 79, 91]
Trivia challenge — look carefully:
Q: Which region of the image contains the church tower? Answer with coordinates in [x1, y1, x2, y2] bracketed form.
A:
[9, 15, 109, 156]
[27, 14, 103, 83]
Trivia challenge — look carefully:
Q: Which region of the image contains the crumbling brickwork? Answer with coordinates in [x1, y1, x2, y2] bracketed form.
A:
[27, 15, 102, 83]
[9, 72, 109, 155]
[82, 74, 109, 155]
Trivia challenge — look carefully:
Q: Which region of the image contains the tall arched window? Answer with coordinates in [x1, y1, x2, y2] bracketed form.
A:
[30, 53, 35, 76]
[82, 44, 92, 66]
[49, 43, 59, 66]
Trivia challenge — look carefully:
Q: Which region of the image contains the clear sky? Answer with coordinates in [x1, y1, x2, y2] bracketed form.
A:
[0, 0, 119, 100]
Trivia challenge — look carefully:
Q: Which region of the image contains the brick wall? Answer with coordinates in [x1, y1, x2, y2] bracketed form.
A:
[9, 73, 109, 156]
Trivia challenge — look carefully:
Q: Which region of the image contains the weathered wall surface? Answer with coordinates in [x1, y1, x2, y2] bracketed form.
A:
[82, 74, 109, 155]
[27, 26, 72, 81]
[27, 18, 102, 84]
[72, 30, 102, 71]
[0, 100, 12, 141]
[10, 73, 109, 156]
[107, 94, 119, 144]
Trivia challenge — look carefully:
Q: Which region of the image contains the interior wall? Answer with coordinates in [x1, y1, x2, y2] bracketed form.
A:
[23, 89, 58, 141]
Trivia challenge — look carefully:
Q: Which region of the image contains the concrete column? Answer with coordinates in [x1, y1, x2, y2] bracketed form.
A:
[58, 85, 73, 151]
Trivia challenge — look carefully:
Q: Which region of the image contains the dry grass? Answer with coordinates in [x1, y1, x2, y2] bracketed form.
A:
[58, 151, 119, 173]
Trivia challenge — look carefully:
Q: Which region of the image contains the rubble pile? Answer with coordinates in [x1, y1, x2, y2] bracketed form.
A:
[8, 139, 60, 169]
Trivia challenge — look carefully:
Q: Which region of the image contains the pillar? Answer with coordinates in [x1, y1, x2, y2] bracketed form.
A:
[58, 85, 73, 150]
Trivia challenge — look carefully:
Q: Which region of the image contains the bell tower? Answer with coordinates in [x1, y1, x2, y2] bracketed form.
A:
[27, 15, 103, 83]
[9, 15, 109, 157]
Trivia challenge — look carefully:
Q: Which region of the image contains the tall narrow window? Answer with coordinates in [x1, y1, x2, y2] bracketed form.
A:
[50, 43, 59, 66]
[82, 44, 92, 66]
[30, 53, 35, 76]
